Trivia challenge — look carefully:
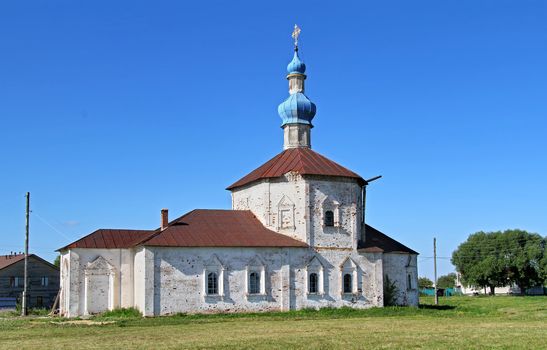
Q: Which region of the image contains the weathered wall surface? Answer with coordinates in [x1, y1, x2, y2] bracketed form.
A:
[232, 175, 363, 250]
[59, 248, 136, 316]
[133, 247, 146, 314]
[148, 247, 382, 315]
[308, 177, 362, 249]
[382, 253, 419, 306]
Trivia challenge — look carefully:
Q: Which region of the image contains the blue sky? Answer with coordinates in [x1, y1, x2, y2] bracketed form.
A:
[1, 1, 546, 280]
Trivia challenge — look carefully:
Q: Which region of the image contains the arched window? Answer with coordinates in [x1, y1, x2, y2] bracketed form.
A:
[309, 273, 318, 294]
[343, 273, 352, 294]
[249, 272, 260, 294]
[324, 210, 334, 227]
[207, 272, 218, 295]
[407, 274, 412, 291]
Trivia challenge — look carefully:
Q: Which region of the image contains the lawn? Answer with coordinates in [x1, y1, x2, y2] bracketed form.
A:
[1, 296, 545, 349]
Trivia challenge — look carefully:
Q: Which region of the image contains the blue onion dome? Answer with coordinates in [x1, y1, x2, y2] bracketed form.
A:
[287, 50, 306, 74]
[278, 92, 316, 126]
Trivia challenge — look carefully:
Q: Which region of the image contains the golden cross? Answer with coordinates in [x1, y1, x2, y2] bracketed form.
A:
[292, 24, 301, 47]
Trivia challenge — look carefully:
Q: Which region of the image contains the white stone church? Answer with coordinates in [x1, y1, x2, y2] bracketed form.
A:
[58, 29, 418, 317]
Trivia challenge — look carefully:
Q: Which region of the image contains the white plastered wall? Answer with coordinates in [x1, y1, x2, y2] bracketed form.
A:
[146, 246, 383, 316]
[382, 253, 419, 306]
[231, 175, 363, 249]
[59, 248, 136, 316]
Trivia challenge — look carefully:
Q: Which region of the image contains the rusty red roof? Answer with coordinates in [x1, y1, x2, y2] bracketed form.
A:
[0, 253, 26, 270]
[227, 147, 365, 190]
[59, 210, 308, 250]
[359, 224, 418, 255]
[142, 210, 308, 248]
[58, 229, 155, 250]
[0, 253, 58, 270]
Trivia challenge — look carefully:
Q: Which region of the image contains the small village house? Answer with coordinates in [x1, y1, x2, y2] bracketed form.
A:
[0, 253, 60, 309]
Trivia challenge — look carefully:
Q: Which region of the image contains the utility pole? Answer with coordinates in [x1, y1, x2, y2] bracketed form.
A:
[433, 237, 438, 306]
[22, 192, 30, 316]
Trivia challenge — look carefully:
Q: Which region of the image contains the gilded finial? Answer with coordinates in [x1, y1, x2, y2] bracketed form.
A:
[292, 24, 301, 49]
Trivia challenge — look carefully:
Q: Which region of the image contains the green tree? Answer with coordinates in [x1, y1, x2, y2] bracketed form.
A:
[452, 231, 506, 294]
[383, 275, 399, 306]
[436, 273, 457, 289]
[499, 230, 545, 293]
[452, 230, 545, 295]
[418, 277, 433, 289]
[53, 255, 60, 267]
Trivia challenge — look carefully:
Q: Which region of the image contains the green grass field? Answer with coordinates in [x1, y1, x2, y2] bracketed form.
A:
[1, 296, 545, 349]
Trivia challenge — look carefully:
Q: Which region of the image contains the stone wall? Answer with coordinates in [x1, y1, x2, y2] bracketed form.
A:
[147, 246, 382, 316]
[231, 175, 363, 249]
[382, 253, 419, 306]
[59, 248, 136, 316]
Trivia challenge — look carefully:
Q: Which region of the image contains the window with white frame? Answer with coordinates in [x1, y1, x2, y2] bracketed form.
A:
[246, 257, 266, 296]
[306, 256, 325, 296]
[324, 211, 334, 227]
[249, 272, 260, 294]
[322, 197, 341, 228]
[340, 257, 358, 295]
[207, 272, 218, 295]
[203, 255, 225, 298]
[343, 273, 352, 294]
[309, 273, 318, 294]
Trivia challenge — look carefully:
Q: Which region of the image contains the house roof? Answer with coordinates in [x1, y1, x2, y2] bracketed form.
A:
[227, 147, 365, 190]
[59, 210, 308, 250]
[58, 229, 155, 251]
[0, 253, 26, 270]
[0, 253, 59, 271]
[359, 224, 419, 255]
[142, 210, 308, 248]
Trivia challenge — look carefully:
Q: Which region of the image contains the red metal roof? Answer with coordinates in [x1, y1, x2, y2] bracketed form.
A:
[227, 147, 365, 190]
[142, 210, 308, 248]
[58, 229, 155, 250]
[59, 210, 308, 250]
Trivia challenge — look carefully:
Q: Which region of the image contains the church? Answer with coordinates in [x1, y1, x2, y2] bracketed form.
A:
[58, 27, 418, 317]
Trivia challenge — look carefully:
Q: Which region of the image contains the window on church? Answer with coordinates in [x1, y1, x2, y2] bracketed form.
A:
[309, 273, 318, 294]
[207, 272, 218, 295]
[343, 273, 352, 294]
[249, 272, 261, 294]
[407, 274, 412, 291]
[324, 210, 334, 227]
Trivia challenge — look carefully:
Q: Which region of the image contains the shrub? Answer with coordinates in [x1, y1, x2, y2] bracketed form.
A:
[384, 275, 399, 306]
[98, 308, 142, 319]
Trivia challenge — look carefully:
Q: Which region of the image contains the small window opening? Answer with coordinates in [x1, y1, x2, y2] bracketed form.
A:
[309, 273, 318, 294]
[207, 272, 218, 295]
[324, 210, 334, 227]
[41, 277, 49, 287]
[343, 273, 353, 294]
[407, 274, 412, 291]
[249, 272, 261, 294]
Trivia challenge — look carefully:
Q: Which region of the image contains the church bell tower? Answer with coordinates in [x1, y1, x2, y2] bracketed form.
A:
[278, 25, 317, 150]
